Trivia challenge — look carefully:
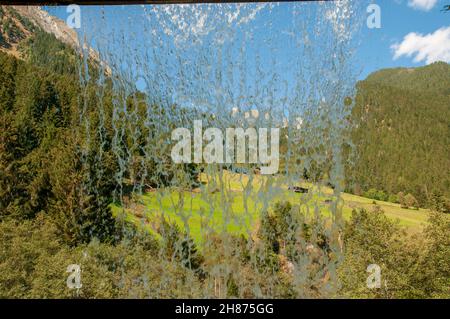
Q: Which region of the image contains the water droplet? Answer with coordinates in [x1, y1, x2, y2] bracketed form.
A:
[135, 77, 147, 91]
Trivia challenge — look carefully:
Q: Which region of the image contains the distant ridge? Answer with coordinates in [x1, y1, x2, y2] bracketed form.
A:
[363, 62, 450, 94]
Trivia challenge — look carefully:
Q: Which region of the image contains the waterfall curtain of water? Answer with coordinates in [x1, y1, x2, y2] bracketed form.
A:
[74, 1, 365, 298]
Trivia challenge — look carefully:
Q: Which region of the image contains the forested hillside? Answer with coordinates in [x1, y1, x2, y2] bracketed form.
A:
[0, 7, 207, 297]
[347, 62, 450, 210]
[0, 6, 195, 238]
[0, 35, 119, 244]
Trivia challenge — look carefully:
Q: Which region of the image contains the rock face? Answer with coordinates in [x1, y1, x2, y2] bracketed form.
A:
[0, 5, 107, 71]
[12, 5, 80, 50]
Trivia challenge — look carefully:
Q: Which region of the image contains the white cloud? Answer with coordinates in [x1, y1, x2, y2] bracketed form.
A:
[391, 26, 450, 64]
[408, 0, 438, 11]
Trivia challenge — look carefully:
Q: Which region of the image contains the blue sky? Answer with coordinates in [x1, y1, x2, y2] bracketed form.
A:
[44, 0, 449, 82]
[359, 0, 450, 78]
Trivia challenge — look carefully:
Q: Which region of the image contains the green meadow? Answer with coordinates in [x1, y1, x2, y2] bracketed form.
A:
[113, 171, 430, 243]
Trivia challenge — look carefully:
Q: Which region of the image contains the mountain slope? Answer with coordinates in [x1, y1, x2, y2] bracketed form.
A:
[0, 6, 118, 243]
[347, 62, 450, 209]
[0, 5, 106, 72]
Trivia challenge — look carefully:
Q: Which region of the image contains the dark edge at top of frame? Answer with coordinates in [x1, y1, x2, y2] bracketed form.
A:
[0, 0, 333, 6]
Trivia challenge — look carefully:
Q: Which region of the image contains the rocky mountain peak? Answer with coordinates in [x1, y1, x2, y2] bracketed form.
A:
[0, 5, 108, 72]
[11, 5, 80, 50]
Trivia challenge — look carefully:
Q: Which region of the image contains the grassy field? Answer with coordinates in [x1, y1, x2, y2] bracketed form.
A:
[112, 171, 431, 243]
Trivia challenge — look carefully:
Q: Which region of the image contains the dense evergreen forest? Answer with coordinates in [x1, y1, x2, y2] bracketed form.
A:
[0, 33, 119, 243]
[0, 7, 448, 298]
[347, 63, 450, 211]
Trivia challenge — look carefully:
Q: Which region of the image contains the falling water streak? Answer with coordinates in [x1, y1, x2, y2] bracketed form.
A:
[74, 1, 367, 298]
